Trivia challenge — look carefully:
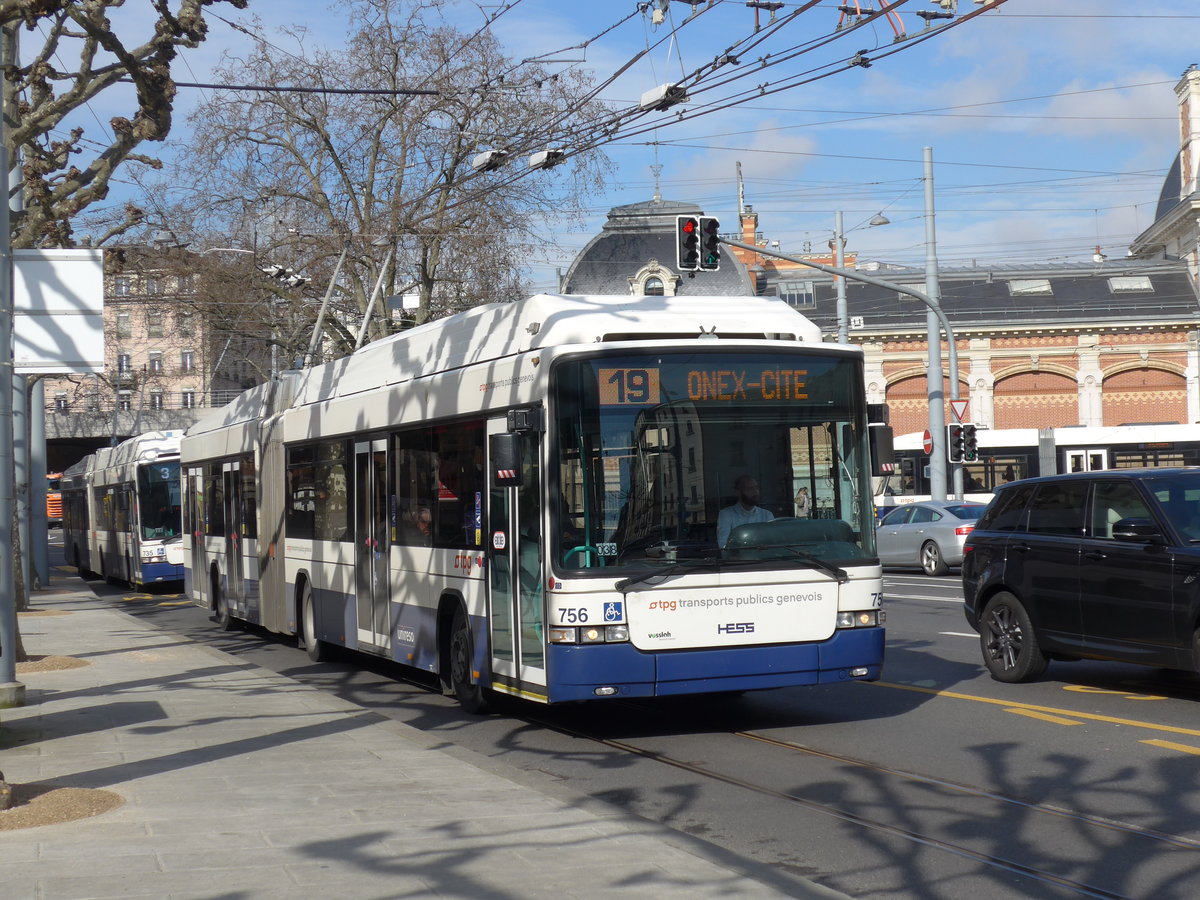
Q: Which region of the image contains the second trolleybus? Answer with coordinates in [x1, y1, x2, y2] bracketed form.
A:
[61, 430, 186, 587]
[876, 422, 1200, 510]
[182, 293, 889, 709]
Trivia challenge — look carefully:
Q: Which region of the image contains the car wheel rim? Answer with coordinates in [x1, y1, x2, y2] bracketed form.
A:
[985, 605, 1021, 670]
[922, 545, 939, 573]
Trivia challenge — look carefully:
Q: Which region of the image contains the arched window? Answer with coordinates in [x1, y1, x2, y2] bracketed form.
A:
[644, 276, 664, 296]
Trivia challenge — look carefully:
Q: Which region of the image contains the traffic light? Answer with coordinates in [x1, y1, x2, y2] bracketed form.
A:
[947, 424, 964, 463]
[676, 216, 699, 271]
[962, 423, 978, 462]
[699, 216, 721, 270]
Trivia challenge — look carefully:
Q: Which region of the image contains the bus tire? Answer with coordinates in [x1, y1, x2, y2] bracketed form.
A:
[449, 606, 489, 714]
[213, 569, 236, 631]
[301, 583, 327, 663]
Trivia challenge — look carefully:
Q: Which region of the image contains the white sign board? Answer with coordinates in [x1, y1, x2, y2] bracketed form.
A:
[14, 248, 105, 374]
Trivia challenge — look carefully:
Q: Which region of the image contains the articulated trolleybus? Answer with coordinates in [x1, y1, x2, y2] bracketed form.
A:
[182, 294, 886, 709]
[62, 430, 185, 587]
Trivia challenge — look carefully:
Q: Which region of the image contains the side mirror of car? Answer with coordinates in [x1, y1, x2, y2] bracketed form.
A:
[1112, 517, 1164, 543]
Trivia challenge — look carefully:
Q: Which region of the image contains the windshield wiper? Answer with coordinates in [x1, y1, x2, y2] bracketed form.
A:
[725, 545, 849, 583]
[614, 560, 719, 594]
[615, 547, 850, 592]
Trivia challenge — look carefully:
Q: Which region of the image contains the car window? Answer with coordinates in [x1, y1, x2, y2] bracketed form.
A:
[910, 507, 937, 524]
[945, 504, 984, 519]
[880, 507, 913, 526]
[1089, 481, 1154, 540]
[1027, 481, 1088, 536]
[1148, 472, 1200, 541]
[978, 484, 1034, 532]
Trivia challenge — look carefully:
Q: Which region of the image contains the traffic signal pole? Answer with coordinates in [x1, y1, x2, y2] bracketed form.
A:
[719, 235, 961, 501]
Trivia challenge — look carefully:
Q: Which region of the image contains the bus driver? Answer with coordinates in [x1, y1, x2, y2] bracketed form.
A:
[717, 475, 774, 547]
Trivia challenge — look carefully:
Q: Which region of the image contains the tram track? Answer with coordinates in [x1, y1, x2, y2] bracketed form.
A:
[521, 704, 1194, 900]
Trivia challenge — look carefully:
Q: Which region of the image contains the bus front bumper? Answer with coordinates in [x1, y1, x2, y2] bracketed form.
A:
[544, 626, 884, 702]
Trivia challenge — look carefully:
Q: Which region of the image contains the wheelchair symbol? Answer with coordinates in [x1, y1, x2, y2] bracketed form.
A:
[604, 601, 622, 622]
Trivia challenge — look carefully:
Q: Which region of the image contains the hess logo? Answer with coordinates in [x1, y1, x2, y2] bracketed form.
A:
[717, 622, 755, 635]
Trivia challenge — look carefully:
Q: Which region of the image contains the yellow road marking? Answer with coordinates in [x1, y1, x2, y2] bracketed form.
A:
[1005, 708, 1083, 726]
[1141, 740, 1200, 756]
[1063, 685, 1166, 701]
[872, 680, 1200, 739]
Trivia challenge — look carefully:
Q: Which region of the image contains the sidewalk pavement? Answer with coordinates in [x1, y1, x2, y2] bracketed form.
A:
[0, 568, 847, 900]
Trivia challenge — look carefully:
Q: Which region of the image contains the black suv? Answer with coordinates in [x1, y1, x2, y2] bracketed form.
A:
[962, 468, 1200, 683]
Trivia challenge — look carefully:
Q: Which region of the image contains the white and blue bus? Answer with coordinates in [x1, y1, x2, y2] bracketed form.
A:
[182, 294, 888, 710]
[62, 431, 185, 587]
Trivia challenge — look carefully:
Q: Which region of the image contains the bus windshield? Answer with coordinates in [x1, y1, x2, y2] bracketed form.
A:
[137, 460, 181, 540]
[553, 350, 876, 573]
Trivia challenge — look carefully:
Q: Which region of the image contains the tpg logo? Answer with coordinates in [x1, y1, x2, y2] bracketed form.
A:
[717, 622, 755, 635]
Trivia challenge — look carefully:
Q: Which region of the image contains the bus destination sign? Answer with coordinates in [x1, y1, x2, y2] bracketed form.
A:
[599, 366, 809, 406]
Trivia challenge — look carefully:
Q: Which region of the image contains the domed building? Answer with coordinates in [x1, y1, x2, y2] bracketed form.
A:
[562, 197, 754, 296]
[1131, 64, 1200, 290]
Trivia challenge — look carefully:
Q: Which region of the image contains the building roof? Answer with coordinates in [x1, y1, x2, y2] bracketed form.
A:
[775, 258, 1199, 336]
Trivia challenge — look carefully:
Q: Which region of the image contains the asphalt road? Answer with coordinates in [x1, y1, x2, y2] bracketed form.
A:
[46, 542, 1200, 900]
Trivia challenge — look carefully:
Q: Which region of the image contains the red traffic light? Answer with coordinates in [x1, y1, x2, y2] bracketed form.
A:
[682, 219, 696, 233]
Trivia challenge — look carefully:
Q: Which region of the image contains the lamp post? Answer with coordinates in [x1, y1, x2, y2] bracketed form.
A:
[723, 150, 960, 501]
[834, 210, 848, 344]
[805, 148, 959, 500]
[922, 146, 949, 502]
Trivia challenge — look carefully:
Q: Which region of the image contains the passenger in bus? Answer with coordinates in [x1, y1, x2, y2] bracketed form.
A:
[400, 505, 433, 545]
[717, 475, 774, 547]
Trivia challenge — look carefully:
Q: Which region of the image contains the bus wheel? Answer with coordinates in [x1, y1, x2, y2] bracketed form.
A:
[449, 607, 489, 714]
[213, 570, 236, 632]
[301, 583, 327, 663]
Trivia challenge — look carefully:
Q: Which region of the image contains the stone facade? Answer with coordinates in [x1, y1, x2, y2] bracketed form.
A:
[42, 247, 247, 468]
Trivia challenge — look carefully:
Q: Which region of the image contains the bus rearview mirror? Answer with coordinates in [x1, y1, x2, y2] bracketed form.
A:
[490, 433, 523, 487]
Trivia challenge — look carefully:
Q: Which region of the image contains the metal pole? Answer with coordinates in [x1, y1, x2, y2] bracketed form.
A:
[720, 235, 960, 499]
[14, 372, 28, 598]
[923, 148, 947, 501]
[835, 210, 848, 344]
[0, 20, 25, 707]
[923, 147, 961, 501]
[31, 377, 46, 588]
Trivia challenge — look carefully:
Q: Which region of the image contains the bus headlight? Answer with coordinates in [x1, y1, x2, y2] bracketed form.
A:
[549, 627, 576, 643]
[837, 611, 881, 629]
[580, 626, 605, 643]
[605, 625, 629, 643]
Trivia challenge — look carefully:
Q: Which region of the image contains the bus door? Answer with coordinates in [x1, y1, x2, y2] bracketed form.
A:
[354, 439, 391, 650]
[1065, 449, 1108, 473]
[186, 466, 206, 600]
[486, 415, 547, 699]
[223, 462, 246, 616]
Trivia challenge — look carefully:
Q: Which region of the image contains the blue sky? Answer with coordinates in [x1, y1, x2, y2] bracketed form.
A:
[87, 1, 1200, 291]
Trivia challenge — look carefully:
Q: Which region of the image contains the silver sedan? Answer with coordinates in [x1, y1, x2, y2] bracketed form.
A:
[876, 500, 987, 576]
